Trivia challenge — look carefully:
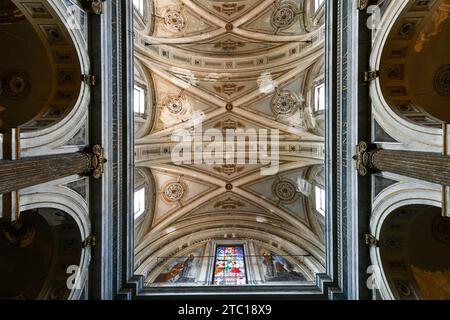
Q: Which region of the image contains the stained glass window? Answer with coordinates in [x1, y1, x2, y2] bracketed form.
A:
[213, 246, 247, 285]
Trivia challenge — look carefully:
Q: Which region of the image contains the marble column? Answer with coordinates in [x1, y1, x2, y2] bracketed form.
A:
[354, 141, 450, 186]
[0, 145, 106, 195]
[0, 152, 91, 194]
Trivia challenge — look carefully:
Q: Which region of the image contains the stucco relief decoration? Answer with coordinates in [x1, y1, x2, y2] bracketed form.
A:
[434, 65, 450, 97]
[271, 90, 300, 117]
[160, 95, 193, 126]
[213, 3, 245, 17]
[0, 70, 31, 100]
[271, 2, 298, 30]
[163, 182, 186, 202]
[214, 197, 245, 210]
[398, 22, 415, 37]
[162, 7, 186, 33]
[213, 164, 245, 176]
[214, 83, 245, 96]
[273, 180, 297, 202]
[395, 280, 413, 298]
[166, 96, 185, 115]
[214, 39, 245, 51]
[42, 25, 65, 44]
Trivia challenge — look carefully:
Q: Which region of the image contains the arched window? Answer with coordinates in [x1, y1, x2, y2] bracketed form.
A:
[314, 83, 325, 112]
[133, 0, 144, 15]
[134, 187, 146, 219]
[134, 85, 145, 115]
[315, 186, 325, 216]
[314, 0, 324, 12]
[213, 245, 247, 285]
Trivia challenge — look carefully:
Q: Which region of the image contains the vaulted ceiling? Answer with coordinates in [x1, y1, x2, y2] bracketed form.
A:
[132, 0, 326, 283]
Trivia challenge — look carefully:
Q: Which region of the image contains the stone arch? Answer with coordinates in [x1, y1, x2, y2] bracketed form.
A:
[370, 0, 448, 152]
[0, 0, 91, 155]
[135, 213, 326, 282]
[137, 226, 323, 286]
[370, 179, 445, 299]
[17, 182, 92, 300]
[374, 205, 450, 300]
[0, 207, 87, 300]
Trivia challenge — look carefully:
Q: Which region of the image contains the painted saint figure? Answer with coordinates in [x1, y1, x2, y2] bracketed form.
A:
[154, 254, 196, 283]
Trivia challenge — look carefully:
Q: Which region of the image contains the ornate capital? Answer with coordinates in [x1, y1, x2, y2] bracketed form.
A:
[81, 0, 105, 15]
[363, 70, 380, 82]
[353, 141, 380, 176]
[357, 0, 378, 11]
[364, 234, 379, 247]
[84, 144, 107, 179]
[82, 235, 96, 248]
